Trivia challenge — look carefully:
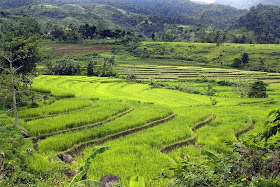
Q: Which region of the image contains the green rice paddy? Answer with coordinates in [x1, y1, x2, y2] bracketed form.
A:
[18, 42, 280, 186]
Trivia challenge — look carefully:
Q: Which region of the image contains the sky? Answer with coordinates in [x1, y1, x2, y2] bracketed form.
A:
[191, 0, 215, 3]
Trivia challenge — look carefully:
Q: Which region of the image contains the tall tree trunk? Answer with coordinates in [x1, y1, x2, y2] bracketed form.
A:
[9, 60, 18, 128]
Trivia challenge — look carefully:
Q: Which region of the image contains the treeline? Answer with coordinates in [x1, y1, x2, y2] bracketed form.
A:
[154, 26, 280, 44]
[0, 12, 137, 43]
[47, 23, 134, 42]
[45, 56, 117, 77]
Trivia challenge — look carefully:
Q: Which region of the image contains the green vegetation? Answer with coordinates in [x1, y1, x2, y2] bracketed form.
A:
[24, 99, 129, 136]
[233, 4, 280, 40]
[18, 98, 94, 119]
[0, 114, 68, 186]
[10, 73, 275, 186]
[38, 102, 172, 153]
[159, 109, 280, 186]
[69, 146, 110, 187]
[1, 1, 280, 186]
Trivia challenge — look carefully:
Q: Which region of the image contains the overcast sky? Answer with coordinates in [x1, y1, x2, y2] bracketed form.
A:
[191, 0, 215, 3]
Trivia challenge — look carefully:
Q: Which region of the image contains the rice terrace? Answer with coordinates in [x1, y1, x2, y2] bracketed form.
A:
[1, 0, 280, 186]
[11, 42, 280, 186]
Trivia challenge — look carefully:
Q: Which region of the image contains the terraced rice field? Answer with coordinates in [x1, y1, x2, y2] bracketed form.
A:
[116, 64, 280, 83]
[20, 71, 280, 186]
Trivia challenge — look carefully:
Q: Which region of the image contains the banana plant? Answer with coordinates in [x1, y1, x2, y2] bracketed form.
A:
[68, 146, 111, 187]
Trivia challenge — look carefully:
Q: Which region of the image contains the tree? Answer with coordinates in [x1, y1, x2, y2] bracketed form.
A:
[50, 26, 65, 40]
[87, 60, 97, 76]
[216, 31, 227, 56]
[0, 34, 40, 128]
[241, 52, 249, 64]
[99, 56, 116, 77]
[151, 33, 156, 41]
[232, 58, 242, 68]
[248, 81, 268, 98]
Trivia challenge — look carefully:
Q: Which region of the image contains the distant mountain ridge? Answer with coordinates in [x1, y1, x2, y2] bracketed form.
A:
[213, 0, 280, 9]
[43, 0, 247, 29]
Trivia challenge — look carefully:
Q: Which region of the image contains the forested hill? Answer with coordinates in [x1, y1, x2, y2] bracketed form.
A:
[9, 4, 146, 30]
[0, 0, 38, 9]
[214, 0, 280, 9]
[232, 4, 280, 39]
[2, 0, 280, 41]
[8, 4, 186, 36]
[43, 0, 247, 29]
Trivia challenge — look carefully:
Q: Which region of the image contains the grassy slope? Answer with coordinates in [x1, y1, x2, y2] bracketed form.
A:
[139, 42, 280, 70]
[44, 42, 280, 73]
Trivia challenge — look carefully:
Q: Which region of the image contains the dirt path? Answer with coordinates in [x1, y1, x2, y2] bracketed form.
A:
[53, 46, 112, 54]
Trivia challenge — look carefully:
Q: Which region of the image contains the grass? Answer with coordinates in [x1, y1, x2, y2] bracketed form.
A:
[38, 102, 172, 153]
[23, 99, 129, 136]
[18, 98, 94, 119]
[140, 42, 280, 70]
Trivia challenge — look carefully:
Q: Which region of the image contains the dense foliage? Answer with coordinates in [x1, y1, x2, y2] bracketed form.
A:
[233, 4, 280, 41]
[248, 81, 268, 98]
[48, 0, 247, 29]
[0, 0, 37, 9]
[3, 2, 279, 44]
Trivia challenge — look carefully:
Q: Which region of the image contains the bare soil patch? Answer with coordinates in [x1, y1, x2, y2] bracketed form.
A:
[45, 44, 112, 54]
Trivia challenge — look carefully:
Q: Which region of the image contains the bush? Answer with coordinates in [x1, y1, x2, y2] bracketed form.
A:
[0, 114, 67, 186]
[217, 80, 236, 86]
[232, 58, 242, 68]
[248, 81, 268, 98]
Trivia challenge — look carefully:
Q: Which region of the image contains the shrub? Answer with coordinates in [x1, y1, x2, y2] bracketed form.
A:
[232, 58, 242, 68]
[248, 81, 268, 98]
[242, 52, 249, 64]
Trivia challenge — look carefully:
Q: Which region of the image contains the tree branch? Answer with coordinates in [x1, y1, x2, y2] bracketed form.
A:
[2, 54, 21, 64]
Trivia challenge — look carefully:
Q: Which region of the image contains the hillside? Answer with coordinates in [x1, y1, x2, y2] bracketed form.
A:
[8, 4, 149, 32]
[6, 2, 244, 37]
[232, 4, 280, 39]
[214, 0, 280, 9]
[0, 0, 38, 9]
[43, 0, 247, 29]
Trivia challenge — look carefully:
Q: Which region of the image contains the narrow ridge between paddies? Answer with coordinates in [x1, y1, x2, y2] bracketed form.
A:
[160, 113, 215, 153]
[235, 120, 255, 139]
